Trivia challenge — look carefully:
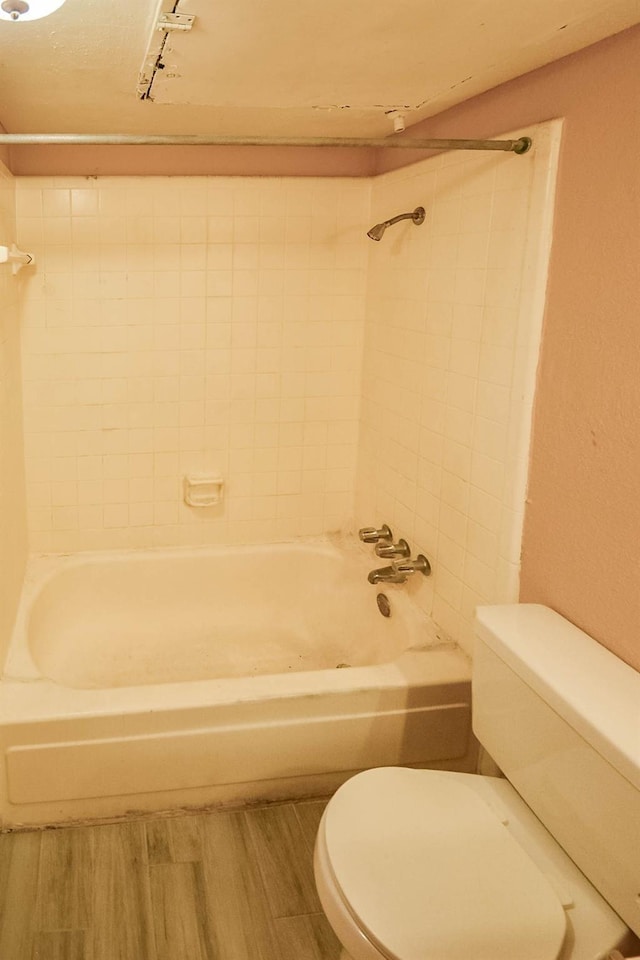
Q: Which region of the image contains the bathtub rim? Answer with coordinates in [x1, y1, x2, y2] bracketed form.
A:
[0, 645, 471, 725]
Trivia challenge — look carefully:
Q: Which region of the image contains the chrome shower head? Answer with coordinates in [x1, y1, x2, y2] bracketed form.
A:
[367, 222, 388, 241]
[366, 206, 426, 242]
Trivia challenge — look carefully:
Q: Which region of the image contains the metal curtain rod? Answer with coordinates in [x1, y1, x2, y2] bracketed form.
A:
[0, 133, 532, 154]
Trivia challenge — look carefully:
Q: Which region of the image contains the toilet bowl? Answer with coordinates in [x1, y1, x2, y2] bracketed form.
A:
[313, 605, 640, 960]
[315, 766, 630, 960]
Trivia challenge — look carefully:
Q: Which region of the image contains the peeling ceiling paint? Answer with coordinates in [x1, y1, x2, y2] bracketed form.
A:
[0, 0, 637, 137]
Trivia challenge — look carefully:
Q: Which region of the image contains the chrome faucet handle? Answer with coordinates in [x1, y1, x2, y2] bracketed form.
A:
[375, 538, 410, 559]
[391, 554, 432, 577]
[359, 524, 393, 544]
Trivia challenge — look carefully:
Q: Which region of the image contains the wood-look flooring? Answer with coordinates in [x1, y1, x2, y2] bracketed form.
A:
[0, 799, 343, 960]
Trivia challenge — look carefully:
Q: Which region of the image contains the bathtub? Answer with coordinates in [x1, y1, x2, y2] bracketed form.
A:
[0, 538, 473, 827]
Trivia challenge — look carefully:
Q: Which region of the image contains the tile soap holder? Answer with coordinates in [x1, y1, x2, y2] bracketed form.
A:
[183, 473, 224, 507]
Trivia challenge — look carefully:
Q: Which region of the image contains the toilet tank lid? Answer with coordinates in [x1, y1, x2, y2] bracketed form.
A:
[475, 604, 640, 792]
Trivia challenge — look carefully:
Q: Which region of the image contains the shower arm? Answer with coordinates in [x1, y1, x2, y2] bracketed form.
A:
[367, 206, 426, 240]
[382, 211, 421, 228]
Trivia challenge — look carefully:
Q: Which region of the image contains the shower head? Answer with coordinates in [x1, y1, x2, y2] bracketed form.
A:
[367, 222, 388, 241]
[367, 206, 426, 241]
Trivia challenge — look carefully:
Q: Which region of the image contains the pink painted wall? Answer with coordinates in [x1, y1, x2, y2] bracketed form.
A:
[379, 26, 640, 670]
[0, 122, 9, 169]
[9, 144, 374, 178]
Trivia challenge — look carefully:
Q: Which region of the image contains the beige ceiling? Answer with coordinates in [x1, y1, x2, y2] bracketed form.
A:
[0, 0, 638, 138]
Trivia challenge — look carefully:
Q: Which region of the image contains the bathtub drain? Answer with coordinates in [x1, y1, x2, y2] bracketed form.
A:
[376, 593, 391, 617]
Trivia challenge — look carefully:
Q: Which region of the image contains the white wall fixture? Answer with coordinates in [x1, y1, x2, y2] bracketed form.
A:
[183, 474, 224, 508]
[0, 0, 66, 22]
[0, 243, 33, 274]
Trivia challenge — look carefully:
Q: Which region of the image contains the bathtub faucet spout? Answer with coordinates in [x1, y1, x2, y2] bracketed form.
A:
[367, 565, 408, 584]
[367, 554, 432, 585]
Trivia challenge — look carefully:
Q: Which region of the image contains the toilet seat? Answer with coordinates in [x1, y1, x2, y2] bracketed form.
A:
[322, 767, 567, 960]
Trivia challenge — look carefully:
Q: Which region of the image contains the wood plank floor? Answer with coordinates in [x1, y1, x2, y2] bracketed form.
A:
[0, 799, 342, 960]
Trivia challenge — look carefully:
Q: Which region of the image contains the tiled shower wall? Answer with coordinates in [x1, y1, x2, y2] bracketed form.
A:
[0, 162, 28, 662]
[16, 177, 370, 551]
[14, 126, 558, 654]
[355, 122, 559, 654]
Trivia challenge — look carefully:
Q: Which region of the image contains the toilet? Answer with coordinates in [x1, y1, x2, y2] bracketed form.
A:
[314, 604, 640, 960]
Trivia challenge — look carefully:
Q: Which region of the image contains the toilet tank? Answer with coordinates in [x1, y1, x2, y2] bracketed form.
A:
[473, 604, 640, 938]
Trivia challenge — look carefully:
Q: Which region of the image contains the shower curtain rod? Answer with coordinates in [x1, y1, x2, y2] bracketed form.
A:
[0, 133, 532, 154]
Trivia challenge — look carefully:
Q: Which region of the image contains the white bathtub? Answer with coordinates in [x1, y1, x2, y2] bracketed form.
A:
[0, 539, 473, 827]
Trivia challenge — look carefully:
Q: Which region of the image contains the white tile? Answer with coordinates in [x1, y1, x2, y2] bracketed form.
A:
[17, 129, 555, 591]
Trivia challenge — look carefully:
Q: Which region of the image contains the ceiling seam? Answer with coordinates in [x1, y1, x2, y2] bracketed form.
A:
[139, 0, 181, 101]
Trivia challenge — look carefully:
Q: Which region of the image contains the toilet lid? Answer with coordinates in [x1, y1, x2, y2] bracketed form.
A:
[323, 767, 567, 960]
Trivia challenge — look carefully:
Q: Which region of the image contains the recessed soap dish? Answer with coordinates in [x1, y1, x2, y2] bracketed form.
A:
[183, 474, 224, 507]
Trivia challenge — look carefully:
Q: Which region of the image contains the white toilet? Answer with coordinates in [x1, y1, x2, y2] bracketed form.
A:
[314, 604, 640, 960]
